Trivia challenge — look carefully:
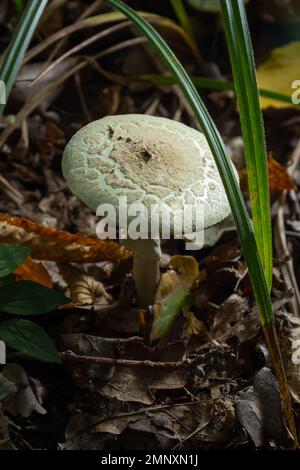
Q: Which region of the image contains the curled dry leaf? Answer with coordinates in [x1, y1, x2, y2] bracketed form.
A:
[268, 155, 296, 191]
[0, 214, 130, 263]
[14, 256, 52, 288]
[58, 263, 112, 306]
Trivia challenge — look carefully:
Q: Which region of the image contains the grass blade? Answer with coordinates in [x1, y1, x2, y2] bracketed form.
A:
[0, 0, 48, 114]
[105, 0, 297, 443]
[170, 0, 198, 53]
[221, 0, 272, 289]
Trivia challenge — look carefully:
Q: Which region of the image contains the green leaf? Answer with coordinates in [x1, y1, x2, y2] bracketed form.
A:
[0, 0, 48, 114]
[151, 256, 198, 342]
[0, 244, 31, 278]
[104, 0, 273, 327]
[0, 275, 16, 288]
[0, 319, 61, 364]
[221, 0, 272, 290]
[0, 280, 68, 315]
[170, 0, 198, 52]
[13, 0, 25, 16]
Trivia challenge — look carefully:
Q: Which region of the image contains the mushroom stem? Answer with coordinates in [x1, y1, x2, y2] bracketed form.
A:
[122, 237, 161, 307]
[133, 251, 160, 307]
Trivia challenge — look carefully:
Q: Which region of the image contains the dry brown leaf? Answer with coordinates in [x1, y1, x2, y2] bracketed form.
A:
[97, 366, 186, 405]
[2, 364, 46, 418]
[239, 156, 296, 193]
[58, 263, 112, 306]
[268, 155, 296, 191]
[0, 214, 130, 263]
[182, 310, 209, 342]
[14, 256, 52, 288]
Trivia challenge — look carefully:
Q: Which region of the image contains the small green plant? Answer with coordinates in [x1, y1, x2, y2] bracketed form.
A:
[0, 245, 68, 363]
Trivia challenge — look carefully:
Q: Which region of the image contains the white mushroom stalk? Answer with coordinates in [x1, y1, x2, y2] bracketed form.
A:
[62, 114, 239, 307]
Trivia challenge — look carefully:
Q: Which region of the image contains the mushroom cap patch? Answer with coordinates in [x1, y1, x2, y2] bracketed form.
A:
[62, 114, 238, 232]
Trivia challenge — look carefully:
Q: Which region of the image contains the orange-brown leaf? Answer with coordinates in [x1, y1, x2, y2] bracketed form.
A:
[268, 155, 296, 191]
[14, 256, 52, 288]
[0, 214, 130, 263]
[239, 157, 296, 193]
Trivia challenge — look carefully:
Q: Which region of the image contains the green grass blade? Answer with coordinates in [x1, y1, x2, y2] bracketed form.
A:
[170, 0, 198, 52]
[221, 0, 272, 290]
[0, 0, 48, 114]
[13, 0, 25, 16]
[105, 0, 272, 326]
[142, 73, 297, 106]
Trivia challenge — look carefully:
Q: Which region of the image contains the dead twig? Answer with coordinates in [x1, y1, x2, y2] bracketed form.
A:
[9, 351, 186, 369]
[59, 352, 185, 368]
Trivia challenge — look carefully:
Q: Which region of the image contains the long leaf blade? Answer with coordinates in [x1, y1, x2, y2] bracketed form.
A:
[0, 319, 61, 363]
[0, 0, 48, 114]
[221, 0, 272, 289]
[105, 0, 272, 325]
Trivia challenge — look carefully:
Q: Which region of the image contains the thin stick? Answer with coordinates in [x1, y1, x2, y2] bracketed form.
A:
[10, 351, 185, 369]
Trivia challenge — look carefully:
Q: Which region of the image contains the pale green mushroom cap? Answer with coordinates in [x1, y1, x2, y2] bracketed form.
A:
[62, 114, 238, 234]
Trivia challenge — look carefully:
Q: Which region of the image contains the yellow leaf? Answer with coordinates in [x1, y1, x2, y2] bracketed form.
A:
[257, 41, 300, 109]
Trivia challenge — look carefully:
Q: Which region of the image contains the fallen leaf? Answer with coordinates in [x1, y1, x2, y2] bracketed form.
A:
[58, 263, 112, 306]
[256, 41, 300, 109]
[97, 366, 186, 405]
[122, 398, 235, 449]
[60, 333, 117, 386]
[63, 412, 109, 450]
[2, 364, 46, 418]
[236, 367, 287, 447]
[239, 156, 296, 193]
[0, 214, 130, 263]
[151, 255, 199, 342]
[211, 294, 259, 343]
[14, 256, 52, 288]
[182, 310, 209, 342]
[268, 155, 296, 191]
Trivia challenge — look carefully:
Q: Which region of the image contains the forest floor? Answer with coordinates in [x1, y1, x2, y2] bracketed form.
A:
[0, 0, 300, 450]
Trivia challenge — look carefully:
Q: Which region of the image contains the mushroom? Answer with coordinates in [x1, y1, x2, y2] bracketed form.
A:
[62, 114, 238, 307]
